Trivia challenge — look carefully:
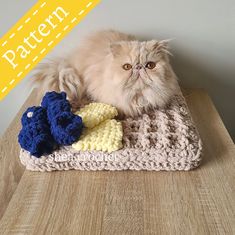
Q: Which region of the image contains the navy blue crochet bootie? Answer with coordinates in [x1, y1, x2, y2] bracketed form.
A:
[18, 106, 57, 157]
[41, 91, 83, 145]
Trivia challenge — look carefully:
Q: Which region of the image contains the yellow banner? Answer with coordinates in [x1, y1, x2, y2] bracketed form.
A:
[0, 0, 100, 100]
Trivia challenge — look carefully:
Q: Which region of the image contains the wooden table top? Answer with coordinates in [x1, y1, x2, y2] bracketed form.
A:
[0, 89, 234, 235]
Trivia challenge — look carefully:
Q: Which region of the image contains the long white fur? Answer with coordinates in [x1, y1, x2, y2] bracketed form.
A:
[34, 30, 179, 116]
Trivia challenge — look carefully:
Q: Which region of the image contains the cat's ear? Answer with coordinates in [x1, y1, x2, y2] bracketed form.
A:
[110, 42, 124, 57]
[148, 39, 172, 56]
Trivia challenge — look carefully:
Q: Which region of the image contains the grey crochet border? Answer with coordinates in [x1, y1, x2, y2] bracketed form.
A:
[19, 92, 202, 172]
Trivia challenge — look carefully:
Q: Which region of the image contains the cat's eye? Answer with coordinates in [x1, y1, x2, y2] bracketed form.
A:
[122, 63, 132, 70]
[146, 61, 156, 69]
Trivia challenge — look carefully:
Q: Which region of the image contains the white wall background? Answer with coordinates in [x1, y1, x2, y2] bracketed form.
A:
[0, 0, 235, 140]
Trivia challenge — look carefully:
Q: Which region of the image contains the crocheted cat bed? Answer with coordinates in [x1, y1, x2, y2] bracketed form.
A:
[19, 92, 202, 171]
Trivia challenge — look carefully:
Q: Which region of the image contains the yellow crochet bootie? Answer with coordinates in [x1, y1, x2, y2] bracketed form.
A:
[76, 103, 118, 128]
[72, 103, 123, 153]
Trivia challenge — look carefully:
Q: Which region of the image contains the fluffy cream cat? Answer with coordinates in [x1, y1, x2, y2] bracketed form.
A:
[34, 30, 179, 116]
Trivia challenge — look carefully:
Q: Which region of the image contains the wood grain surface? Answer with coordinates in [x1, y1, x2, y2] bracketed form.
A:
[0, 90, 38, 220]
[0, 89, 234, 235]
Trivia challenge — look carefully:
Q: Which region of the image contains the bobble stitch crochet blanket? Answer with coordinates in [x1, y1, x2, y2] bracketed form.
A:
[19, 91, 203, 172]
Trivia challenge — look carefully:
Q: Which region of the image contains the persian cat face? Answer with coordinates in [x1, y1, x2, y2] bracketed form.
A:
[105, 40, 179, 116]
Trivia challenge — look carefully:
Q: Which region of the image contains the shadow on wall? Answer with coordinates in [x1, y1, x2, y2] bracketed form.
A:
[170, 51, 235, 141]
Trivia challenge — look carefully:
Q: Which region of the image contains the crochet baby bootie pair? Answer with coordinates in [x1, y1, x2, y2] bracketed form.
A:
[18, 92, 83, 157]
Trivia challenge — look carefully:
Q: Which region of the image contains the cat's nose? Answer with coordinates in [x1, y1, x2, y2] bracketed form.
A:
[135, 64, 143, 70]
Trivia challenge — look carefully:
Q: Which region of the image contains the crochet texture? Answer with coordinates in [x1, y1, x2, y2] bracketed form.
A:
[72, 119, 123, 153]
[19, 91, 202, 171]
[41, 92, 83, 145]
[18, 92, 83, 157]
[76, 102, 118, 128]
[73, 102, 123, 152]
[18, 107, 56, 157]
